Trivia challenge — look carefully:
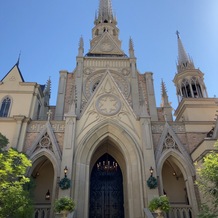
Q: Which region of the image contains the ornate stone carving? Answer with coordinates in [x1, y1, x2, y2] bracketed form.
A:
[163, 133, 178, 149]
[100, 42, 114, 52]
[96, 94, 121, 116]
[122, 68, 130, 76]
[39, 133, 51, 148]
[27, 122, 65, 132]
[84, 67, 93, 75]
[83, 71, 130, 100]
[151, 124, 185, 133]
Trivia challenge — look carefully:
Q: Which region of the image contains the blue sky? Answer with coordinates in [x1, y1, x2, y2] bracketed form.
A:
[0, 0, 218, 112]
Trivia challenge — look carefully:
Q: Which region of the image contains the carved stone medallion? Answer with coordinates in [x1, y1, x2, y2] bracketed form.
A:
[96, 94, 121, 116]
[100, 42, 114, 52]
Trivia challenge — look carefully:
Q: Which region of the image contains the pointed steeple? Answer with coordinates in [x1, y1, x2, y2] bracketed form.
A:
[129, 37, 135, 58]
[95, 0, 116, 24]
[161, 79, 170, 107]
[176, 31, 194, 73]
[78, 36, 84, 57]
[161, 79, 173, 121]
[44, 77, 51, 106]
[173, 31, 208, 102]
[44, 77, 51, 97]
[88, 0, 124, 56]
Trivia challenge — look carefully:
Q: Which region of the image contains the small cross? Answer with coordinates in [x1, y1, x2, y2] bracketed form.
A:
[164, 114, 167, 122]
[47, 109, 52, 121]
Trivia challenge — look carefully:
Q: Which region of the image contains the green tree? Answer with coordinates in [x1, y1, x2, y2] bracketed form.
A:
[0, 134, 33, 218]
[196, 141, 218, 218]
[0, 132, 9, 150]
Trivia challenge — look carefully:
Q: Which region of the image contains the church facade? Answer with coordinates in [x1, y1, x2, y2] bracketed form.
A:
[0, 0, 218, 218]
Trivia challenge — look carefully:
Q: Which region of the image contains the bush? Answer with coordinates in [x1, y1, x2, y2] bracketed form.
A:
[54, 196, 75, 213]
[148, 195, 170, 212]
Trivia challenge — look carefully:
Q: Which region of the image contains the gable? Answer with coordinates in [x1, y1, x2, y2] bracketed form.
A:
[1, 64, 24, 83]
[76, 71, 141, 142]
[26, 121, 62, 162]
[155, 122, 194, 169]
[89, 33, 125, 55]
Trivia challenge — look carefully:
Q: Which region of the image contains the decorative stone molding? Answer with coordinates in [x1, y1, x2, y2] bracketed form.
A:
[27, 122, 65, 133]
[151, 123, 185, 133]
[83, 71, 130, 100]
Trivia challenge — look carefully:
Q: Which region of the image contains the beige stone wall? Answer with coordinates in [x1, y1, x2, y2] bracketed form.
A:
[0, 120, 16, 147]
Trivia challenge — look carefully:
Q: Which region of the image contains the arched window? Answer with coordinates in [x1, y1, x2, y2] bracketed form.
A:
[191, 77, 203, 98]
[0, 97, 11, 117]
[181, 79, 191, 98]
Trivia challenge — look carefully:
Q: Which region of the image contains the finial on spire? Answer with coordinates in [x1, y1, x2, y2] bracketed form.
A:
[44, 77, 51, 97]
[161, 79, 167, 97]
[161, 79, 170, 107]
[176, 30, 180, 38]
[78, 36, 84, 56]
[129, 37, 135, 58]
[16, 51, 21, 66]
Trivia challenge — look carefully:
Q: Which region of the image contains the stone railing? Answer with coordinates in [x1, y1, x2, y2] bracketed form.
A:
[167, 204, 193, 218]
[34, 204, 51, 218]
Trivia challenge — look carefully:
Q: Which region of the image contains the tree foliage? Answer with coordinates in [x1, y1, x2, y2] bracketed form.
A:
[0, 134, 33, 218]
[196, 141, 218, 217]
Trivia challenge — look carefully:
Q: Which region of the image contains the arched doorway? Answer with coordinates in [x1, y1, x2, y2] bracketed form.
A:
[31, 156, 54, 218]
[162, 157, 188, 204]
[89, 153, 124, 218]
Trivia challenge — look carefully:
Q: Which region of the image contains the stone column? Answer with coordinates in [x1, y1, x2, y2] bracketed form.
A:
[139, 111, 158, 205]
[58, 104, 77, 198]
[13, 115, 25, 151]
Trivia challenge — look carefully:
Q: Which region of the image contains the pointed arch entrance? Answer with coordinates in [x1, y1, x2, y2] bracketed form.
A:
[89, 153, 124, 218]
[30, 154, 56, 218]
[74, 123, 144, 218]
[162, 156, 188, 204]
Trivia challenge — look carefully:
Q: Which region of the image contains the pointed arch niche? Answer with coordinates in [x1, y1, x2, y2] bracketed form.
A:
[157, 150, 198, 217]
[28, 150, 60, 218]
[73, 122, 144, 218]
[162, 156, 188, 204]
[31, 156, 54, 204]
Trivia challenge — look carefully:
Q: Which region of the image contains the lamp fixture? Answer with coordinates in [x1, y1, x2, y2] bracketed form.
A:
[64, 166, 68, 178]
[45, 189, 50, 200]
[173, 172, 183, 180]
[97, 161, 118, 172]
[150, 167, 154, 177]
[97, 154, 118, 172]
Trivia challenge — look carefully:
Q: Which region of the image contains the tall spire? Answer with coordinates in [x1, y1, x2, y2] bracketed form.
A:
[95, 0, 116, 24]
[176, 31, 194, 73]
[173, 31, 208, 102]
